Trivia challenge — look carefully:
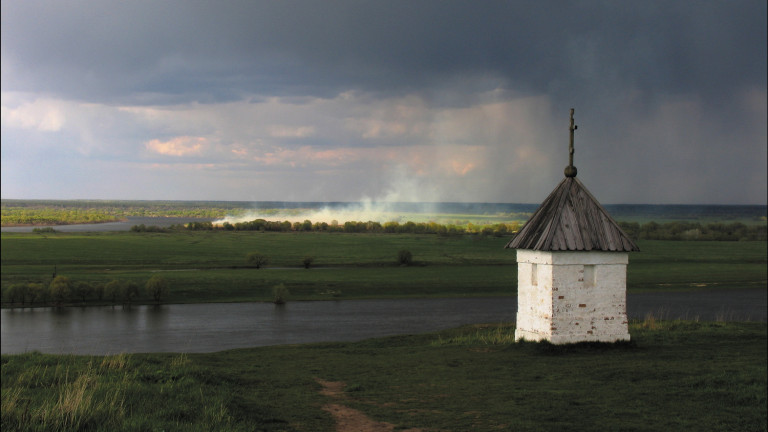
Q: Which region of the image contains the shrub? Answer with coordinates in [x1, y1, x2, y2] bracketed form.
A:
[4, 284, 27, 305]
[32, 227, 57, 233]
[93, 283, 105, 301]
[122, 282, 140, 305]
[246, 252, 269, 269]
[302, 256, 315, 269]
[145, 275, 169, 304]
[73, 281, 94, 304]
[131, 224, 167, 233]
[272, 284, 289, 304]
[397, 249, 413, 266]
[104, 280, 124, 304]
[49, 276, 72, 305]
[27, 283, 46, 304]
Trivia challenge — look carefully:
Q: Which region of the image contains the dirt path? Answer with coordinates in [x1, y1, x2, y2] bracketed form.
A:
[316, 378, 424, 432]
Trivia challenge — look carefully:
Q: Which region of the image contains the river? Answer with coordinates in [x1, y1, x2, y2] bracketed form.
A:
[1, 217, 215, 233]
[2, 289, 765, 355]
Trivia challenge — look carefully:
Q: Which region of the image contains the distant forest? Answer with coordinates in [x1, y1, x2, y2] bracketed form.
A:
[1, 199, 243, 225]
[125, 218, 767, 241]
[2, 199, 766, 242]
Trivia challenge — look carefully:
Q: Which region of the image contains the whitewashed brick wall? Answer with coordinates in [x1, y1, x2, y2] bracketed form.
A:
[515, 250, 631, 344]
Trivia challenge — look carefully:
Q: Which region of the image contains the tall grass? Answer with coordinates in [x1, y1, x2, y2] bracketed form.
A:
[2, 322, 766, 431]
[1, 359, 126, 431]
[431, 323, 517, 346]
[0, 352, 242, 431]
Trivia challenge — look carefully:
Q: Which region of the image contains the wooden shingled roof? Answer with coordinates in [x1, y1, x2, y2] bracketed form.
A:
[505, 176, 639, 252]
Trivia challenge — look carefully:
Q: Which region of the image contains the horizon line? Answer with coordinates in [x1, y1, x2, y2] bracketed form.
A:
[1, 197, 766, 207]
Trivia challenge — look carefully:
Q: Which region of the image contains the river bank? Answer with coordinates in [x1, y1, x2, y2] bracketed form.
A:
[2, 320, 765, 431]
[3, 232, 766, 307]
[3, 289, 765, 355]
[0, 216, 215, 233]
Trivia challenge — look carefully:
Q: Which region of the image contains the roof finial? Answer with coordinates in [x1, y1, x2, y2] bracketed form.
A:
[564, 108, 578, 178]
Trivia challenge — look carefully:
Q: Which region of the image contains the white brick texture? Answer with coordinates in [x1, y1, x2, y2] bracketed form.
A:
[515, 250, 630, 344]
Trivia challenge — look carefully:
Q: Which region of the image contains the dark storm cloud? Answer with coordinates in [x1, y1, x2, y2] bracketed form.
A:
[3, 0, 765, 105]
[2, 0, 765, 204]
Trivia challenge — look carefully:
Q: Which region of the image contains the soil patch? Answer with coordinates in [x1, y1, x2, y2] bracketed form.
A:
[316, 378, 424, 432]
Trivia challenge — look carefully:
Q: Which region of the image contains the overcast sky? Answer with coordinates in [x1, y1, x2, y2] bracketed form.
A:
[2, 0, 766, 205]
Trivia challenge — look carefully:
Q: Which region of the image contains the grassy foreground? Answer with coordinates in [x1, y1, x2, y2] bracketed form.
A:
[2, 320, 766, 431]
[2, 231, 766, 306]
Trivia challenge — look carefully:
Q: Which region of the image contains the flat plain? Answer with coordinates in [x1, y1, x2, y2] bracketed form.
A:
[1, 206, 766, 431]
[1, 231, 766, 305]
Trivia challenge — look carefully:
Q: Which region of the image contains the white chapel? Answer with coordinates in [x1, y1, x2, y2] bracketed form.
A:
[506, 109, 640, 344]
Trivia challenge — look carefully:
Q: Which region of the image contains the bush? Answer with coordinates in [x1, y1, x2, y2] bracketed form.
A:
[104, 280, 125, 303]
[397, 249, 413, 266]
[4, 284, 27, 304]
[32, 227, 57, 233]
[93, 282, 105, 301]
[122, 282, 140, 305]
[246, 252, 269, 269]
[130, 224, 168, 233]
[302, 256, 315, 269]
[186, 221, 214, 231]
[272, 284, 289, 304]
[73, 281, 94, 303]
[27, 283, 46, 304]
[49, 276, 72, 305]
[145, 275, 169, 304]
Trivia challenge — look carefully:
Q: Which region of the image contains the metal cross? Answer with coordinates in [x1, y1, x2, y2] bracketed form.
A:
[565, 108, 578, 177]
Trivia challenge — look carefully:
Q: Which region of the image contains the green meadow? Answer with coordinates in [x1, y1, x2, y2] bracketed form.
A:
[1, 231, 766, 305]
[2, 320, 766, 431]
[2, 225, 767, 431]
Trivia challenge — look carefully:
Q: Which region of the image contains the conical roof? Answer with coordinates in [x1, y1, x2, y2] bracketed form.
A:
[505, 176, 639, 252]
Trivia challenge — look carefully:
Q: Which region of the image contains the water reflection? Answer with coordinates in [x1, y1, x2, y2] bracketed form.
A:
[2, 290, 765, 355]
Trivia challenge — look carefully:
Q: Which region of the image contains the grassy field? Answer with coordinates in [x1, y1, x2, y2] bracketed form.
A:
[2, 231, 766, 305]
[1, 320, 765, 431]
[2, 230, 766, 430]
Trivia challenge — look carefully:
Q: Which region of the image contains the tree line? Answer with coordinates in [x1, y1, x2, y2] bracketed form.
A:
[1, 275, 169, 307]
[617, 221, 766, 241]
[2, 208, 120, 226]
[133, 219, 521, 237]
[129, 218, 767, 241]
[1, 202, 246, 226]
